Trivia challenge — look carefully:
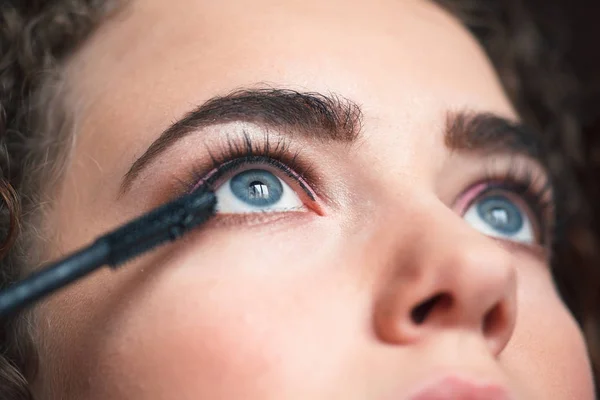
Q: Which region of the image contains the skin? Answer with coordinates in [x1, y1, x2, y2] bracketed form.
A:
[31, 0, 595, 398]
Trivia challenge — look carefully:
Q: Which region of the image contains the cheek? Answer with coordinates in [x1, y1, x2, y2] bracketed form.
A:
[58, 224, 361, 399]
[96, 283, 291, 399]
[502, 267, 595, 399]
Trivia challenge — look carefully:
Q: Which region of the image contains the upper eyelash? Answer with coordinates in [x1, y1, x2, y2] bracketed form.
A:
[480, 158, 556, 246]
[177, 131, 317, 200]
[173, 134, 558, 250]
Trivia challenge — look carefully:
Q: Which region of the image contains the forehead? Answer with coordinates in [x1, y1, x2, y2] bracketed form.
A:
[66, 0, 514, 116]
[60, 0, 517, 208]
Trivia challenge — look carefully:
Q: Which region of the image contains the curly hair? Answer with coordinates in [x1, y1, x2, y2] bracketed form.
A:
[0, 0, 598, 399]
[0, 2, 118, 398]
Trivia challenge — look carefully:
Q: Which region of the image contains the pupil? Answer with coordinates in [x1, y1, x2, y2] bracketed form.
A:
[230, 169, 283, 207]
[477, 195, 523, 234]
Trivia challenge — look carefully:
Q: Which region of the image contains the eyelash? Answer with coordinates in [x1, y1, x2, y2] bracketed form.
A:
[469, 159, 556, 246]
[175, 134, 557, 247]
[178, 132, 317, 201]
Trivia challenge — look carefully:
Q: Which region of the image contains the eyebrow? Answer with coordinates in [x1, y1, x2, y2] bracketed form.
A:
[119, 88, 363, 195]
[119, 88, 547, 195]
[445, 111, 545, 160]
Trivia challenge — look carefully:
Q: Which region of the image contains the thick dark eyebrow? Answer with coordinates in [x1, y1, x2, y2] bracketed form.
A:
[119, 88, 363, 195]
[119, 88, 547, 196]
[445, 111, 545, 161]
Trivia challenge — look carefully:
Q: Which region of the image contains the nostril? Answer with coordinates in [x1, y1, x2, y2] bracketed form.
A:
[483, 301, 505, 338]
[411, 293, 450, 324]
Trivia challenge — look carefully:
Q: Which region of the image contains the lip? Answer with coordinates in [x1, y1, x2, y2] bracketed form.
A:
[407, 375, 513, 400]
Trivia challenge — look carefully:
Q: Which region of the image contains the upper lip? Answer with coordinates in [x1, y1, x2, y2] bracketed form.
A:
[406, 375, 513, 400]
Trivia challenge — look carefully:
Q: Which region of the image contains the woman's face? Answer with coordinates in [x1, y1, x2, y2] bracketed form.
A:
[33, 0, 595, 398]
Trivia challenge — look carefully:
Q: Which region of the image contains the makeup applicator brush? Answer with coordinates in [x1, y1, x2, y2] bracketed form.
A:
[0, 186, 217, 318]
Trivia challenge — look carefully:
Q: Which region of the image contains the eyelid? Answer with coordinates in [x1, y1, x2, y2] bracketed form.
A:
[459, 183, 543, 242]
[453, 182, 488, 215]
[201, 157, 316, 199]
[184, 155, 324, 216]
[454, 178, 554, 247]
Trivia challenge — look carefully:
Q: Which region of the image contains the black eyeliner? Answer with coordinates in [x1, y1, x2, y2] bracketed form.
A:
[203, 156, 316, 201]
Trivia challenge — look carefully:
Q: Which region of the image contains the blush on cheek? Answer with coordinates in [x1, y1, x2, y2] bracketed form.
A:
[82, 224, 355, 400]
[551, 311, 597, 399]
[77, 258, 307, 397]
[503, 288, 595, 400]
[86, 290, 282, 398]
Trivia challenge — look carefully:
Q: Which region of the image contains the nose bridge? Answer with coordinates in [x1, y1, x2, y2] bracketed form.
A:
[413, 205, 515, 290]
[372, 199, 518, 356]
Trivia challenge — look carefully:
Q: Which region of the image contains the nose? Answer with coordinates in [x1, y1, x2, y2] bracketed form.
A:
[372, 207, 518, 356]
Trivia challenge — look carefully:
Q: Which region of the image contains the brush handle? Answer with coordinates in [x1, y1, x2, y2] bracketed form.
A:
[0, 240, 110, 317]
[0, 189, 216, 318]
[105, 189, 216, 267]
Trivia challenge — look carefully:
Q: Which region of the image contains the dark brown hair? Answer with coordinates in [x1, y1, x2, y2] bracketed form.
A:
[0, 0, 598, 399]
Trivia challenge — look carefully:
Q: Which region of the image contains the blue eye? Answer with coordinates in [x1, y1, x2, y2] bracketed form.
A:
[477, 195, 523, 234]
[463, 193, 535, 244]
[215, 168, 305, 213]
[230, 169, 284, 207]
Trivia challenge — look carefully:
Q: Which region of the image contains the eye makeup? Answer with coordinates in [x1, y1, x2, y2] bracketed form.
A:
[166, 127, 557, 253]
[0, 186, 217, 317]
[174, 131, 322, 213]
[454, 156, 556, 248]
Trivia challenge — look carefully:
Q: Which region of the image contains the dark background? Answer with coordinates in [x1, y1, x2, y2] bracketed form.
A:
[564, 0, 600, 256]
[564, 0, 600, 141]
[529, 0, 600, 143]
[561, 0, 600, 388]
[548, 0, 600, 235]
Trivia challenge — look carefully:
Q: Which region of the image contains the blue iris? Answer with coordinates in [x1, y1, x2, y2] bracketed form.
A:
[230, 169, 283, 207]
[476, 195, 523, 235]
